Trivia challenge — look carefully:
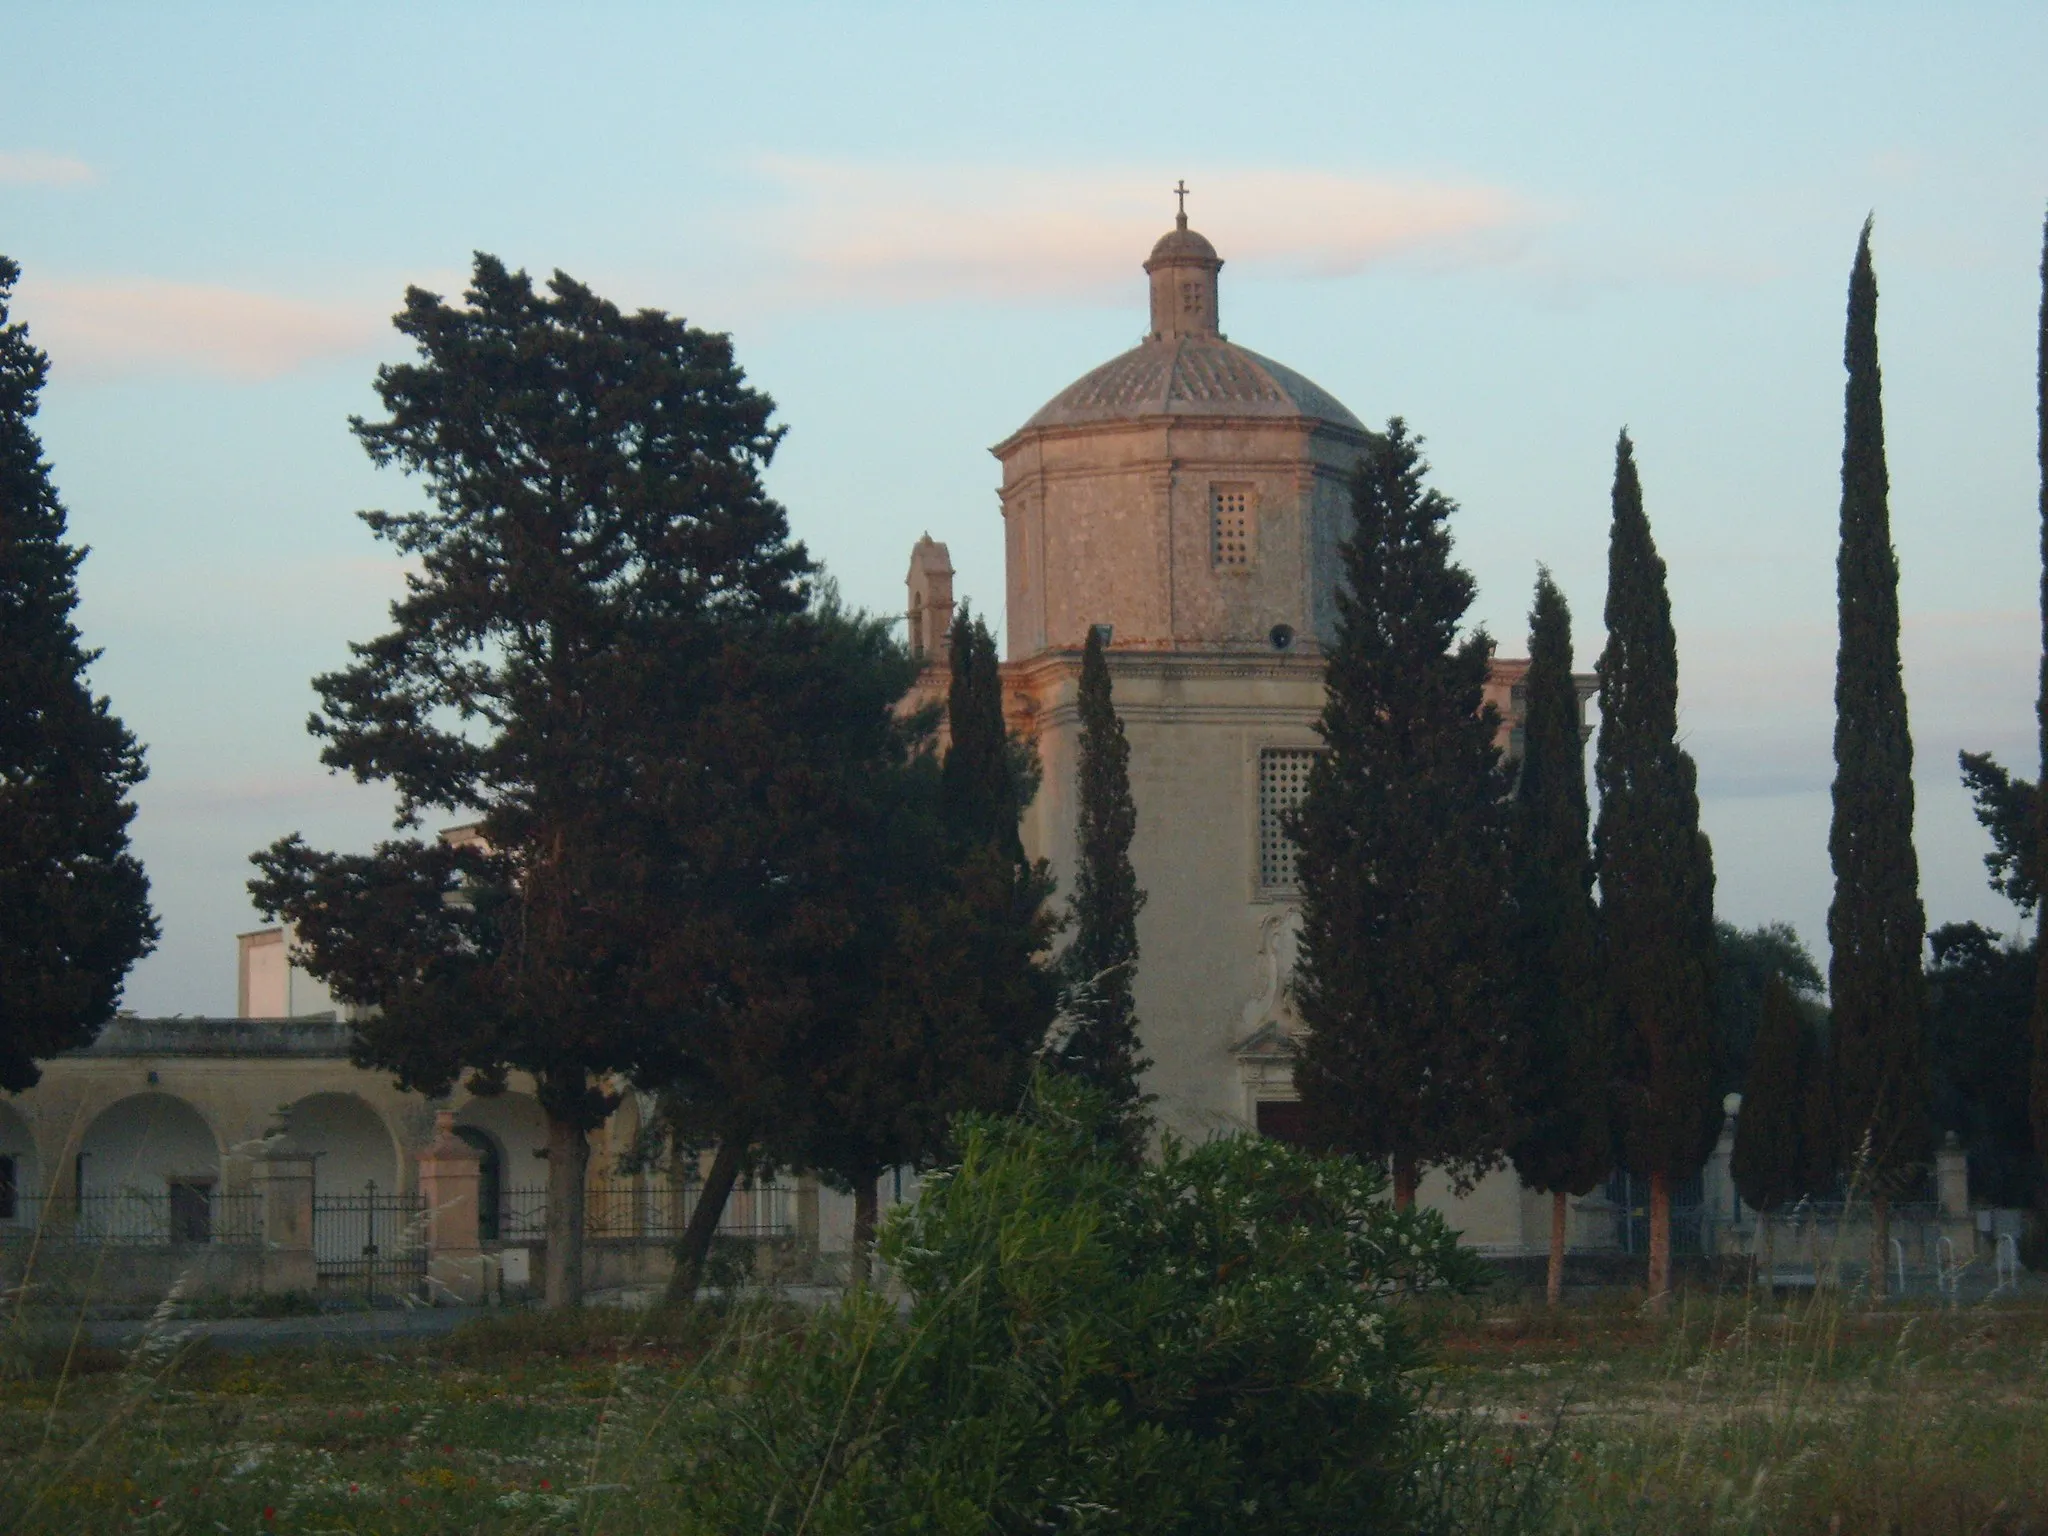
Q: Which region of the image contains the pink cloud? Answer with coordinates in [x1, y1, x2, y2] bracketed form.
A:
[0, 150, 96, 186]
[739, 159, 1545, 306]
[16, 277, 382, 380]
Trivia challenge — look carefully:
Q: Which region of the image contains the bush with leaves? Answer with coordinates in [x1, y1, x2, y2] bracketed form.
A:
[668, 1077, 1486, 1535]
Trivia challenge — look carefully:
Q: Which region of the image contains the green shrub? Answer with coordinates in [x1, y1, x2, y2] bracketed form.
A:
[669, 1078, 1488, 1534]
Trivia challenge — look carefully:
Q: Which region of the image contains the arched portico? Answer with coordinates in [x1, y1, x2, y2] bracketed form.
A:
[76, 1093, 222, 1243]
[285, 1092, 400, 1200]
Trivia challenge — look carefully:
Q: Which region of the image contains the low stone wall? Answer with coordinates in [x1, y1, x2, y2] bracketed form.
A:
[1, 1237, 274, 1307]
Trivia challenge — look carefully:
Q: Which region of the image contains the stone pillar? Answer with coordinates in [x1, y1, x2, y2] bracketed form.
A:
[254, 1137, 317, 1296]
[1700, 1093, 1743, 1253]
[1936, 1131, 1970, 1220]
[418, 1110, 487, 1305]
[795, 1173, 822, 1278]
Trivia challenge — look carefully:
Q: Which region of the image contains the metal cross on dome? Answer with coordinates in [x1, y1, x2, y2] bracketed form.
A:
[1173, 179, 1190, 224]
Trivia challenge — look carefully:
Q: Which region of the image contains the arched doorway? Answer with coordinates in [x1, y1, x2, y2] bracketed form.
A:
[456, 1093, 548, 1242]
[77, 1093, 221, 1243]
[454, 1125, 503, 1241]
[0, 1099, 35, 1228]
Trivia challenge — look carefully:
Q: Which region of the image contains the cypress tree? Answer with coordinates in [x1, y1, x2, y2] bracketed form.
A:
[1594, 430, 1718, 1312]
[1827, 219, 1929, 1300]
[1291, 419, 1517, 1208]
[2032, 207, 2048, 1200]
[1054, 623, 1149, 1119]
[1506, 569, 1609, 1306]
[943, 606, 1025, 866]
[0, 255, 157, 1092]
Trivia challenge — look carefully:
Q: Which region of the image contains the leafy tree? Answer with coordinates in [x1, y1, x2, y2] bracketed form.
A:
[1504, 570, 1609, 1306]
[789, 605, 1059, 1285]
[1291, 420, 1517, 1208]
[1732, 973, 1818, 1280]
[0, 254, 157, 1093]
[1594, 430, 1718, 1311]
[1958, 751, 2039, 914]
[1714, 920, 1826, 1095]
[1827, 220, 1929, 1298]
[1051, 622, 1149, 1123]
[251, 255, 808, 1307]
[669, 1075, 1489, 1536]
[762, 606, 1056, 1285]
[1928, 922, 2039, 1209]
[1732, 974, 1814, 1215]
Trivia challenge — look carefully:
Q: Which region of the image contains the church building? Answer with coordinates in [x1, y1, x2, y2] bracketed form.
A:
[909, 202, 1577, 1253]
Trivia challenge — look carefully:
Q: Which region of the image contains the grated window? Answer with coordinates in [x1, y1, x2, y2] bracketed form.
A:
[1258, 748, 1320, 890]
[1211, 486, 1252, 567]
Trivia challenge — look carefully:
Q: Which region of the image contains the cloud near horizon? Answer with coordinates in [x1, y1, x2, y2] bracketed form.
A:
[737, 159, 1544, 305]
[16, 276, 382, 380]
[0, 150, 97, 186]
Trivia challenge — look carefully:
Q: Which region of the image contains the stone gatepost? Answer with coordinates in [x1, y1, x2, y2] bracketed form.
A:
[254, 1135, 317, 1296]
[418, 1110, 487, 1305]
[795, 1175, 822, 1279]
[1699, 1093, 1743, 1251]
[1935, 1132, 1970, 1220]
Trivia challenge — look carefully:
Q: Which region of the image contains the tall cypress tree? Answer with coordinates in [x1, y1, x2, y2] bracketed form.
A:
[1291, 419, 1517, 1208]
[1827, 219, 1929, 1300]
[0, 255, 157, 1093]
[943, 606, 1025, 866]
[1054, 623, 1148, 1118]
[1594, 430, 1718, 1312]
[1506, 569, 1609, 1306]
[2031, 208, 2048, 1199]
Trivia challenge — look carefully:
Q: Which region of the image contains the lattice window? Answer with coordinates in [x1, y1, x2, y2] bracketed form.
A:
[1211, 485, 1252, 567]
[1258, 748, 1320, 890]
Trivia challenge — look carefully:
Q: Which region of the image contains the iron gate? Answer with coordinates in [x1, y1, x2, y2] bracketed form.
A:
[312, 1182, 427, 1300]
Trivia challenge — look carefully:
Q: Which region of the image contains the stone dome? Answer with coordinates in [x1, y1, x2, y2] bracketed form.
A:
[1021, 334, 1365, 433]
[1146, 223, 1220, 267]
[1012, 209, 1363, 438]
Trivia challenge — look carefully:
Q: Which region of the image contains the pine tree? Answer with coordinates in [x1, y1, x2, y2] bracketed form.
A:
[1594, 430, 1719, 1312]
[251, 255, 810, 1307]
[1732, 973, 1813, 1284]
[1054, 624, 1149, 1120]
[2032, 207, 2048, 1203]
[1291, 420, 1517, 1208]
[0, 254, 157, 1092]
[1506, 570, 1609, 1306]
[1827, 219, 1929, 1300]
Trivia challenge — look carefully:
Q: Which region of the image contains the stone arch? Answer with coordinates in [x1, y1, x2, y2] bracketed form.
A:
[0, 1098, 36, 1225]
[77, 1093, 221, 1242]
[284, 1092, 399, 1201]
[455, 1091, 550, 1239]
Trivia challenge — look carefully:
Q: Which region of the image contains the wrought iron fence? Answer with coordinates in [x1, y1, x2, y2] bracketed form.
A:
[493, 1178, 798, 1243]
[312, 1182, 427, 1300]
[0, 1187, 261, 1247]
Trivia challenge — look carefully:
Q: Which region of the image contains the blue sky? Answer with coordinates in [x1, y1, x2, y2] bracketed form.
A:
[5, 3, 2045, 1013]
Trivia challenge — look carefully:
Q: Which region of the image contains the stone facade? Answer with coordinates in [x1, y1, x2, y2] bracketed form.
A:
[946, 210, 1614, 1254]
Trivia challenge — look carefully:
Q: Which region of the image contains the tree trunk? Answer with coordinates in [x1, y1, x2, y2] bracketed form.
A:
[1646, 1168, 1672, 1314]
[1393, 1155, 1418, 1211]
[1870, 1189, 1890, 1302]
[664, 1139, 744, 1306]
[1759, 1209, 1775, 1295]
[1547, 1189, 1568, 1308]
[542, 1115, 588, 1310]
[851, 1175, 879, 1288]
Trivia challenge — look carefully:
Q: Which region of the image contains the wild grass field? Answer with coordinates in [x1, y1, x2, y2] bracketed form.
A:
[3, 1289, 2045, 1534]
